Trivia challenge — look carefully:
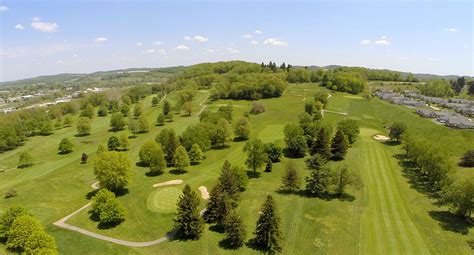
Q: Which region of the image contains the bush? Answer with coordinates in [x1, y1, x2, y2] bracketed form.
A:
[459, 150, 474, 167]
[250, 101, 266, 114]
[92, 189, 125, 225]
[4, 189, 17, 198]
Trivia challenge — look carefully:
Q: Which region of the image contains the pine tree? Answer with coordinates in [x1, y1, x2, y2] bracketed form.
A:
[264, 160, 273, 172]
[305, 153, 327, 170]
[163, 100, 171, 116]
[280, 162, 301, 192]
[224, 209, 246, 248]
[253, 195, 282, 253]
[305, 166, 332, 196]
[312, 127, 331, 158]
[218, 161, 240, 200]
[174, 184, 203, 240]
[151, 96, 159, 107]
[203, 185, 231, 226]
[331, 129, 349, 160]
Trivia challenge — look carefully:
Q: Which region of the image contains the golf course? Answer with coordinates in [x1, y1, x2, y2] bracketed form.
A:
[0, 81, 472, 254]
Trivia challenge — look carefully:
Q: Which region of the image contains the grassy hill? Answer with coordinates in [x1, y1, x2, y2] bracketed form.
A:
[0, 83, 472, 254]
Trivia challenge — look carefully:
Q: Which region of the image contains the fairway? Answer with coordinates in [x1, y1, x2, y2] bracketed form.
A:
[147, 187, 183, 214]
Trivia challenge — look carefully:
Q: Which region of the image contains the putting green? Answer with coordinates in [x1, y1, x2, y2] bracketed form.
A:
[146, 187, 182, 214]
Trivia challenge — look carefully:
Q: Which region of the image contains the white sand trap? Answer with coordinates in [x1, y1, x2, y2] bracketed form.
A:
[373, 135, 390, 141]
[199, 186, 209, 200]
[152, 180, 183, 188]
[429, 105, 440, 111]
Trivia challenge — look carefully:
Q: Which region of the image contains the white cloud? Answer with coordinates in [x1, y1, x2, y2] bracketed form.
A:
[263, 38, 288, 46]
[242, 34, 253, 38]
[443, 28, 459, 32]
[157, 49, 167, 55]
[15, 24, 25, 30]
[255, 30, 262, 34]
[360, 39, 370, 45]
[464, 45, 470, 48]
[136, 42, 143, 47]
[428, 57, 440, 62]
[153, 41, 164, 45]
[0, 5, 8, 12]
[226, 48, 240, 54]
[31, 17, 59, 33]
[73, 54, 78, 57]
[375, 36, 391, 45]
[56, 60, 63, 64]
[175, 45, 190, 51]
[250, 40, 259, 45]
[95, 37, 107, 43]
[207, 49, 216, 53]
[143, 49, 155, 53]
[184, 35, 208, 42]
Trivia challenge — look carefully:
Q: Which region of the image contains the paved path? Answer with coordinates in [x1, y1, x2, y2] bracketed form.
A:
[197, 94, 209, 115]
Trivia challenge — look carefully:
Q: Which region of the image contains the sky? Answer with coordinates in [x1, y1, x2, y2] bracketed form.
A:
[0, 0, 472, 82]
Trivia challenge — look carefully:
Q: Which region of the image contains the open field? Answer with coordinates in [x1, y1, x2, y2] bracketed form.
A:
[0, 83, 472, 254]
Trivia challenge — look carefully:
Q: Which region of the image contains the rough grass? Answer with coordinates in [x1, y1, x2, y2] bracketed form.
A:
[0, 83, 472, 254]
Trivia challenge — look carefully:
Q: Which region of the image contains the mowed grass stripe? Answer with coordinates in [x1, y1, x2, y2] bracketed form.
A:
[381, 145, 431, 254]
[361, 139, 386, 254]
[373, 143, 413, 253]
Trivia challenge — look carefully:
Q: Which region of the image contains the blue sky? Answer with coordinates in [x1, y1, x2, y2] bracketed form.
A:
[0, 0, 472, 81]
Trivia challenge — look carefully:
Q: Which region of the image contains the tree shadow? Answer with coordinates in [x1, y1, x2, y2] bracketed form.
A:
[382, 140, 400, 146]
[17, 164, 33, 169]
[212, 144, 231, 150]
[86, 189, 99, 200]
[113, 188, 129, 197]
[190, 161, 201, 166]
[428, 210, 472, 235]
[467, 239, 474, 250]
[218, 238, 243, 250]
[74, 133, 90, 137]
[145, 171, 164, 177]
[128, 135, 137, 139]
[246, 171, 261, 179]
[57, 151, 72, 155]
[135, 161, 148, 168]
[296, 190, 356, 202]
[208, 224, 225, 233]
[97, 220, 124, 229]
[233, 137, 248, 143]
[169, 169, 187, 175]
[107, 128, 124, 132]
[282, 148, 305, 159]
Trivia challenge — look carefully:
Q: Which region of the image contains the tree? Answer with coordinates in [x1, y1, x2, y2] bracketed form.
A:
[119, 133, 129, 151]
[331, 129, 349, 160]
[264, 143, 283, 163]
[92, 189, 125, 225]
[243, 139, 267, 172]
[459, 150, 474, 167]
[331, 166, 358, 196]
[305, 165, 332, 196]
[304, 102, 316, 115]
[174, 146, 190, 172]
[284, 124, 307, 158]
[189, 143, 204, 165]
[468, 81, 474, 95]
[174, 184, 203, 240]
[337, 119, 359, 144]
[94, 151, 132, 192]
[250, 101, 266, 114]
[180, 123, 213, 152]
[311, 126, 331, 159]
[139, 140, 160, 166]
[234, 116, 251, 140]
[388, 122, 406, 142]
[18, 152, 33, 168]
[280, 162, 301, 192]
[23, 230, 57, 255]
[306, 153, 327, 170]
[97, 144, 107, 155]
[128, 116, 138, 138]
[120, 104, 130, 116]
[149, 146, 166, 175]
[76, 117, 91, 136]
[81, 153, 88, 164]
[252, 195, 282, 254]
[63, 116, 73, 127]
[183, 101, 193, 116]
[0, 206, 31, 240]
[163, 100, 171, 116]
[215, 118, 234, 147]
[156, 113, 166, 126]
[110, 113, 126, 131]
[224, 209, 246, 248]
[156, 128, 180, 165]
[80, 104, 95, 119]
[5, 215, 42, 251]
[58, 138, 73, 154]
[151, 96, 159, 107]
[203, 185, 231, 226]
[107, 136, 121, 151]
[97, 104, 108, 117]
[133, 103, 144, 118]
[136, 114, 149, 133]
[442, 179, 473, 221]
[264, 160, 273, 172]
[218, 161, 242, 198]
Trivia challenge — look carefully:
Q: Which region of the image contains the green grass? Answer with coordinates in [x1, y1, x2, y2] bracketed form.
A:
[0, 83, 472, 254]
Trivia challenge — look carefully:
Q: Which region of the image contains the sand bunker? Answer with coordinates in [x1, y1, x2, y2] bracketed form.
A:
[199, 186, 209, 200]
[91, 181, 100, 190]
[152, 180, 183, 188]
[373, 135, 390, 141]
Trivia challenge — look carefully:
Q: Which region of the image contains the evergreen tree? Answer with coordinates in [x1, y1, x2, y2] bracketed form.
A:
[174, 146, 190, 172]
[264, 143, 283, 163]
[305, 165, 332, 196]
[305, 153, 327, 170]
[253, 195, 282, 254]
[311, 127, 331, 159]
[58, 138, 73, 154]
[280, 162, 301, 192]
[151, 96, 159, 107]
[460, 150, 474, 167]
[264, 160, 273, 172]
[203, 185, 231, 226]
[156, 113, 166, 126]
[224, 209, 246, 248]
[189, 143, 204, 165]
[81, 153, 88, 164]
[163, 100, 171, 116]
[218, 160, 241, 200]
[331, 129, 349, 160]
[174, 184, 204, 240]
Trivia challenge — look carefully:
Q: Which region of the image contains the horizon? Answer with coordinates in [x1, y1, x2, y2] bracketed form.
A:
[0, 1, 473, 82]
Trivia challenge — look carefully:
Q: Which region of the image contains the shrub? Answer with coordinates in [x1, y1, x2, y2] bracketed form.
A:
[250, 101, 265, 114]
[4, 189, 17, 198]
